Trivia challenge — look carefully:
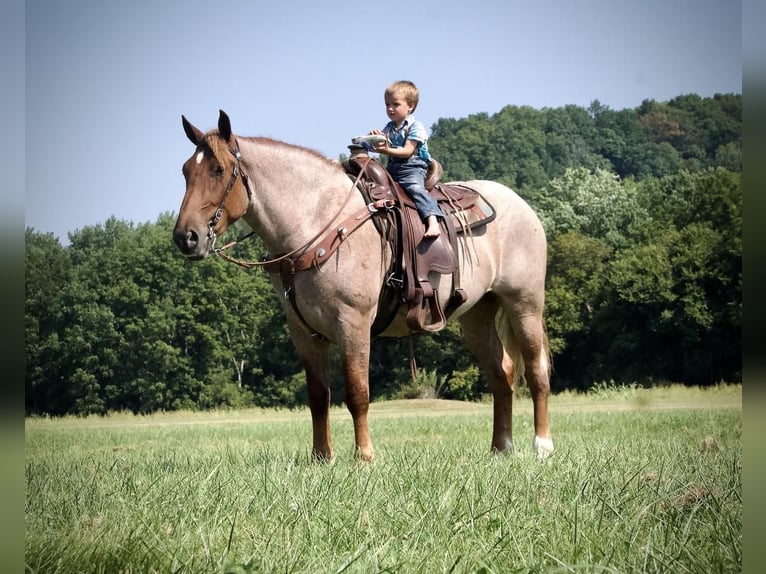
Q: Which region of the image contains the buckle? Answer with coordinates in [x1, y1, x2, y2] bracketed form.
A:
[386, 273, 403, 289]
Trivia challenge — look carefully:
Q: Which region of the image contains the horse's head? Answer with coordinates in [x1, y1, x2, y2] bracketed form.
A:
[173, 110, 251, 259]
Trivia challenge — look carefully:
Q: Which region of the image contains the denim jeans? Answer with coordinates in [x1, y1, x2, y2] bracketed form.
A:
[387, 158, 443, 220]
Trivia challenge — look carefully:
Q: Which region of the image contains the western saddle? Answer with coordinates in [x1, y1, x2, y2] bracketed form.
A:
[343, 146, 495, 335]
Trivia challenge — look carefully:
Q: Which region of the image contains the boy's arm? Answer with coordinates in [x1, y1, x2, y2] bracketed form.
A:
[372, 138, 418, 158]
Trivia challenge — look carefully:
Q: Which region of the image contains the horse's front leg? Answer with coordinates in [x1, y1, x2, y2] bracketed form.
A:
[340, 336, 374, 462]
[289, 324, 334, 461]
[304, 350, 333, 462]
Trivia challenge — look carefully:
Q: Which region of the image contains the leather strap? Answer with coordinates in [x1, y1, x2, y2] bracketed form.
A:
[261, 198, 394, 274]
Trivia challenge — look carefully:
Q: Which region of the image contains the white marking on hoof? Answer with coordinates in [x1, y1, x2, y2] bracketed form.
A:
[195, 151, 204, 164]
[533, 435, 554, 460]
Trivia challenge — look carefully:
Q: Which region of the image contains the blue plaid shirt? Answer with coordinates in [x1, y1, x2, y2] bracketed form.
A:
[382, 117, 432, 163]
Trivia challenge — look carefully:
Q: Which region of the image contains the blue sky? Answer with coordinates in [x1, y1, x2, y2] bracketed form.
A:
[23, 0, 742, 244]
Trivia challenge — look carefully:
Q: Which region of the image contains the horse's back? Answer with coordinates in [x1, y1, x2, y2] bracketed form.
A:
[455, 180, 543, 229]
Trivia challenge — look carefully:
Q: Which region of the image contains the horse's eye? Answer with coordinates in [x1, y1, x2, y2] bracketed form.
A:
[213, 165, 225, 177]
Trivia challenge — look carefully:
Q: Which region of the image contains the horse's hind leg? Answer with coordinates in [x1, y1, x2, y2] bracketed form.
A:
[507, 309, 554, 459]
[459, 295, 516, 454]
[461, 294, 554, 458]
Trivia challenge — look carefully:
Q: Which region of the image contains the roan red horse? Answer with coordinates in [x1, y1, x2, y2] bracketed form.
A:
[173, 110, 553, 461]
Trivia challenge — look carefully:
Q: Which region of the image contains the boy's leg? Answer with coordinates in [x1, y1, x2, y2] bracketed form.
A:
[396, 163, 442, 238]
[407, 186, 441, 238]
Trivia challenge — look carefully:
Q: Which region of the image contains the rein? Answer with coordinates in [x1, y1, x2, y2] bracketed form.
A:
[211, 155, 378, 270]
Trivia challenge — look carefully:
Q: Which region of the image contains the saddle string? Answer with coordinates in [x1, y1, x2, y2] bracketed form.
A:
[213, 155, 373, 269]
[443, 187, 478, 267]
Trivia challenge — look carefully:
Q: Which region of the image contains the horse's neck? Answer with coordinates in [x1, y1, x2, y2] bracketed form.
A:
[239, 138, 356, 252]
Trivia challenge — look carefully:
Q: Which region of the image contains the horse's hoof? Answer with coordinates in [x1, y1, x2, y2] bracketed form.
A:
[354, 447, 375, 463]
[312, 449, 335, 464]
[491, 436, 514, 455]
[533, 435, 554, 460]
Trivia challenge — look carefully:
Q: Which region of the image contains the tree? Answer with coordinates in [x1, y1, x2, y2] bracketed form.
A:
[536, 167, 647, 248]
[25, 229, 71, 413]
[545, 232, 612, 357]
[25, 215, 302, 414]
[601, 221, 739, 385]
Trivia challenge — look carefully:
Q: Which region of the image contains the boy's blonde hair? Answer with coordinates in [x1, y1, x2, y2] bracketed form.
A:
[385, 80, 420, 112]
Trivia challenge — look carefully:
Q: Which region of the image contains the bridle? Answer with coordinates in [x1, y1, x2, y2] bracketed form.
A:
[206, 138, 253, 244]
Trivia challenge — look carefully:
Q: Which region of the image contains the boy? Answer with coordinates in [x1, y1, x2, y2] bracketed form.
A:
[368, 80, 442, 239]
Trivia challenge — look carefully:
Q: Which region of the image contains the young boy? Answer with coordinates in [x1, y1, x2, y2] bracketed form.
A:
[368, 80, 442, 239]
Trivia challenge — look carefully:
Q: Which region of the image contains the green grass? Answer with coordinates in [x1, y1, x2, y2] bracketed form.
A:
[25, 384, 741, 573]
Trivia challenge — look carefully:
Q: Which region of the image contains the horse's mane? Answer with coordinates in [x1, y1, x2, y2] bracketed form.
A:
[204, 131, 342, 172]
[251, 136, 342, 170]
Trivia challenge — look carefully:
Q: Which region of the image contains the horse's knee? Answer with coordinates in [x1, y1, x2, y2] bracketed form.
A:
[528, 375, 550, 398]
[489, 375, 514, 398]
[345, 391, 370, 417]
[304, 363, 330, 405]
[524, 350, 551, 395]
[307, 385, 330, 417]
[344, 373, 371, 418]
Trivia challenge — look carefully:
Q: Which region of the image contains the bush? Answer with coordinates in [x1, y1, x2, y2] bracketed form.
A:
[392, 370, 446, 399]
[444, 366, 480, 401]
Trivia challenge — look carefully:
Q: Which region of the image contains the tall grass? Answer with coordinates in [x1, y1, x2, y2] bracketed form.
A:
[25, 385, 741, 573]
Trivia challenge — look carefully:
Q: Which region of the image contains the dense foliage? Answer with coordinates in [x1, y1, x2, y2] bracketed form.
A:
[25, 94, 741, 414]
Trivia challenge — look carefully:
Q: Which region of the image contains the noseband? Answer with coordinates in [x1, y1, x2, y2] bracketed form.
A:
[206, 138, 253, 244]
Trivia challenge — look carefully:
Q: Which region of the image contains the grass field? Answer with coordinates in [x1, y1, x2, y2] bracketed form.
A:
[25, 384, 741, 573]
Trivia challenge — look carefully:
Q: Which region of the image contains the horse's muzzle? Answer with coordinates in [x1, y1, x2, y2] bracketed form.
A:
[173, 228, 208, 259]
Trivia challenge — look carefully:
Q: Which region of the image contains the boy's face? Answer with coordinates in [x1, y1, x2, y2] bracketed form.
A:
[385, 92, 412, 125]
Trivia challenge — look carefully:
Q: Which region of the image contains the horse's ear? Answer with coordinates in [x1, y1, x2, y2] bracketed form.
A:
[182, 115, 204, 145]
[218, 109, 232, 143]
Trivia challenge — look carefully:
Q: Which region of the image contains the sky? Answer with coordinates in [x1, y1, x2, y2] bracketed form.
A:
[22, 0, 743, 245]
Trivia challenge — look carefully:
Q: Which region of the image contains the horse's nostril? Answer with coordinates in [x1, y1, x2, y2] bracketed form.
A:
[173, 229, 198, 253]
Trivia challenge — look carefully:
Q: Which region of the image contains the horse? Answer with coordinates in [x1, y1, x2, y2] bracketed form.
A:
[173, 110, 553, 462]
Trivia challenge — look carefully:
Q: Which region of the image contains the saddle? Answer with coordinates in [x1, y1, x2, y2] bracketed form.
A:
[343, 146, 495, 334]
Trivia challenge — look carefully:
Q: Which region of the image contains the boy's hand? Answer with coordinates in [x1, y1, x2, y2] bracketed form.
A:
[367, 129, 388, 151]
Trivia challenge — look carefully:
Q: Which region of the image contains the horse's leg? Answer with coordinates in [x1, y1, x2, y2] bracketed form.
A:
[288, 326, 334, 461]
[507, 310, 554, 459]
[339, 333, 374, 462]
[459, 295, 515, 454]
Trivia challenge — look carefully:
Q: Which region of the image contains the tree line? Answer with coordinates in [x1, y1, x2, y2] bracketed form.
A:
[25, 93, 741, 415]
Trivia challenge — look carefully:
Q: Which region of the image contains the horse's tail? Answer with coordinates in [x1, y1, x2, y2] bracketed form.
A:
[495, 308, 552, 388]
